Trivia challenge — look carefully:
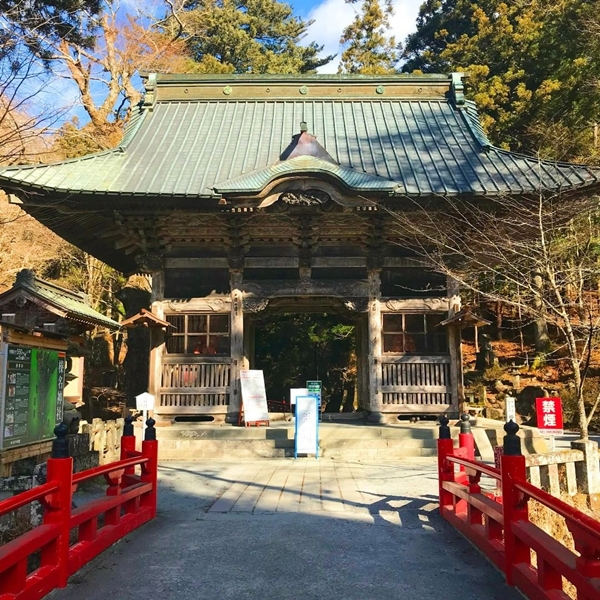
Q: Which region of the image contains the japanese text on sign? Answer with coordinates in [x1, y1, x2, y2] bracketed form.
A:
[535, 397, 563, 436]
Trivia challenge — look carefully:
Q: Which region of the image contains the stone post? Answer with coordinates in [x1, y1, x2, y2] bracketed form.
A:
[571, 439, 600, 507]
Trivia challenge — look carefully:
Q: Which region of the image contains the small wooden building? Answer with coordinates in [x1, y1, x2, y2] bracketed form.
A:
[0, 269, 120, 405]
[1, 73, 598, 424]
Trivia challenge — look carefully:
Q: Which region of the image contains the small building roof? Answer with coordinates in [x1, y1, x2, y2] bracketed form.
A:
[120, 308, 172, 329]
[0, 270, 120, 330]
[0, 73, 598, 200]
[439, 308, 491, 328]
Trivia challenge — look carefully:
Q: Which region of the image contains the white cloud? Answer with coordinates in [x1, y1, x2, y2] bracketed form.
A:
[305, 0, 423, 73]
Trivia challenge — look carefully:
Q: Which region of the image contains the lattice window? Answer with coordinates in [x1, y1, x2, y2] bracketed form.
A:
[382, 313, 448, 354]
[165, 314, 230, 355]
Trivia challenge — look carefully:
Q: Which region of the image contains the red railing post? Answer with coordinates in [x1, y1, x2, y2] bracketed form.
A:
[140, 418, 159, 518]
[121, 415, 136, 462]
[458, 414, 475, 462]
[121, 415, 137, 490]
[42, 423, 74, 589]
[501, 420, 529, 586]
[437, 415, 455, 515]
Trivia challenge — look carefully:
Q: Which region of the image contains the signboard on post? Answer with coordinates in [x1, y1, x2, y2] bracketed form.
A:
[135, 392, 155, 411]
[505, 396, 516, 423]
[306, 381, 322, 408]
[294, 395, 319, 458]
[136, 392, 155, 436]
[1, 344, 66, 449]
[240, 370, 269, 426]
[536, 397, 563, 436]
[290, 388, 309, 406]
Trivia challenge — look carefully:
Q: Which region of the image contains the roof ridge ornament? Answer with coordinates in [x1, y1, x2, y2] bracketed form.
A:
[450, 72, 465, 108]
[141, 73, 157, 111]
[279, 122, 337, 164]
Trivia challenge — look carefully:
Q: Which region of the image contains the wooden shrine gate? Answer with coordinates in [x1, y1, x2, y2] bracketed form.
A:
[150, 293, 458, 423]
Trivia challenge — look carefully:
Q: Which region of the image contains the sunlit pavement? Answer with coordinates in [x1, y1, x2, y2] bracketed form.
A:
[49, 459, 521, 600]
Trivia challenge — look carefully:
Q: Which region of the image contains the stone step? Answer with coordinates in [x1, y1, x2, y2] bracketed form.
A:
[321, 447, 439, 459]
[156, 435, 438, 460]
[156, 424, 440, 441]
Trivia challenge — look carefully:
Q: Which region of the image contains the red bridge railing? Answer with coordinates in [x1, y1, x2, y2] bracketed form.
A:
[0, 417, 158, 600]
[438, 415, 600, 599]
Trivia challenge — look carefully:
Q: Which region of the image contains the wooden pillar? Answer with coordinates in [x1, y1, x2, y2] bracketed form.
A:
[447, 275, 463, 417]
[367, 270, 384, 423]
[148, 271, 165, 406]
[229, 270, 244, 422]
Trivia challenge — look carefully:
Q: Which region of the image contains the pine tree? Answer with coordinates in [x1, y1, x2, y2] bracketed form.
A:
[180, 0, 333, 74]
[338, 0, 400, 75]
[402, 0, 600, 161]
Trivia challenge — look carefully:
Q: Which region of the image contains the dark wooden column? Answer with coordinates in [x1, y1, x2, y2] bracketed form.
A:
[367, 269, 384, 422]
[229, 269, 244, 422]
[148, 270, 165, 404]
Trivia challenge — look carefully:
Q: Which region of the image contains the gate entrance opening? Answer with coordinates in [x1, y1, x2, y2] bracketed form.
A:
[251, 312, 358, 414]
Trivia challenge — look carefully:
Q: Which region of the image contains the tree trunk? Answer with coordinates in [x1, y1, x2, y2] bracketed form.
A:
[533, 271, 550, 353]
[495, 300, 503, 340]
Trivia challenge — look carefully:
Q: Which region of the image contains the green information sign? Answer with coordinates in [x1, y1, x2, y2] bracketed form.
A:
[2, 345, 66, 449]
[306, 380, 322, 407]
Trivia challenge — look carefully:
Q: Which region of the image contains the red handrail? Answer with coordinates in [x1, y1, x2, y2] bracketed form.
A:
[514, 478, 600, 536]
[0, 481, 59, 517]
[446, 455, 501, 480]
[72, 456, 149, 484]
[0, 424, 158, 600]
[437, 417, 600, 599]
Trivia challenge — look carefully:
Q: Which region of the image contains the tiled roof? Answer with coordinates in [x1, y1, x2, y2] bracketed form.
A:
[0, 74, 598, 198]
[0, 270, 120, 330]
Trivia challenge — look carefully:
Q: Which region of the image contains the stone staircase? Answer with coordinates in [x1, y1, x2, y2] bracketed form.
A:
[152, 422, 443, 460]
[143, 417, 548, 460]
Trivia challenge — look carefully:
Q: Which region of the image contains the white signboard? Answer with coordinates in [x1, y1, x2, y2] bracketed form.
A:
[290, 388, 308, 405]
[136, 392, 155, 411]
[240, 370, 269, 423]
[294, 396, 319, 458]
[505, 396, 516, 423]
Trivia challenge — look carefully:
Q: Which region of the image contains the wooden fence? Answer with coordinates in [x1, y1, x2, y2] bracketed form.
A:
[80, 418, 124, 465]
[524, 441, 600, 499]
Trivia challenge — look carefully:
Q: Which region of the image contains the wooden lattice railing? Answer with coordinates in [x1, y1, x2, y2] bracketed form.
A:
[159, 358, 231, 413]
[381, 355, 451, 408]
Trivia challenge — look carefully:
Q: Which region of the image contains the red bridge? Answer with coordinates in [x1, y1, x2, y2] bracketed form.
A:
[1, 418, 599, 600]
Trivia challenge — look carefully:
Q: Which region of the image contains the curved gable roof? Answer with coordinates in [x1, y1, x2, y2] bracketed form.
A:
[1, 73, 598, 199]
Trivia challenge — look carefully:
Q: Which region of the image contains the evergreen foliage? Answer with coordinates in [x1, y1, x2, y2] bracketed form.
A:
[1, 0, 102, 61]
[402, 0, 600, 160]
[338, 0, 400, 74]
[179, 0, 334, 73]
[254, 314, 357, 413]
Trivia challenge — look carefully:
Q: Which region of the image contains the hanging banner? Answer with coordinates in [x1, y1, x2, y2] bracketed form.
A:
[240, 370, 269, 424]
[294, 395, 319, 458]
[1, 344, 66, 449]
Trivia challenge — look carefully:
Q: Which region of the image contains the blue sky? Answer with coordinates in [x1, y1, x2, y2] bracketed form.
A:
[39, 0, 425, 128]
[297, 0, 424, 72]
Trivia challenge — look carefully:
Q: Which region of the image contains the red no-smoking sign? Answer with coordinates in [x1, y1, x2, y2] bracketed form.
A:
[535, 397, 563, 436]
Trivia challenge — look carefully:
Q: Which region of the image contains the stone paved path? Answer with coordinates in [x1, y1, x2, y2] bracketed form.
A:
[49, 459, 521, 600]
